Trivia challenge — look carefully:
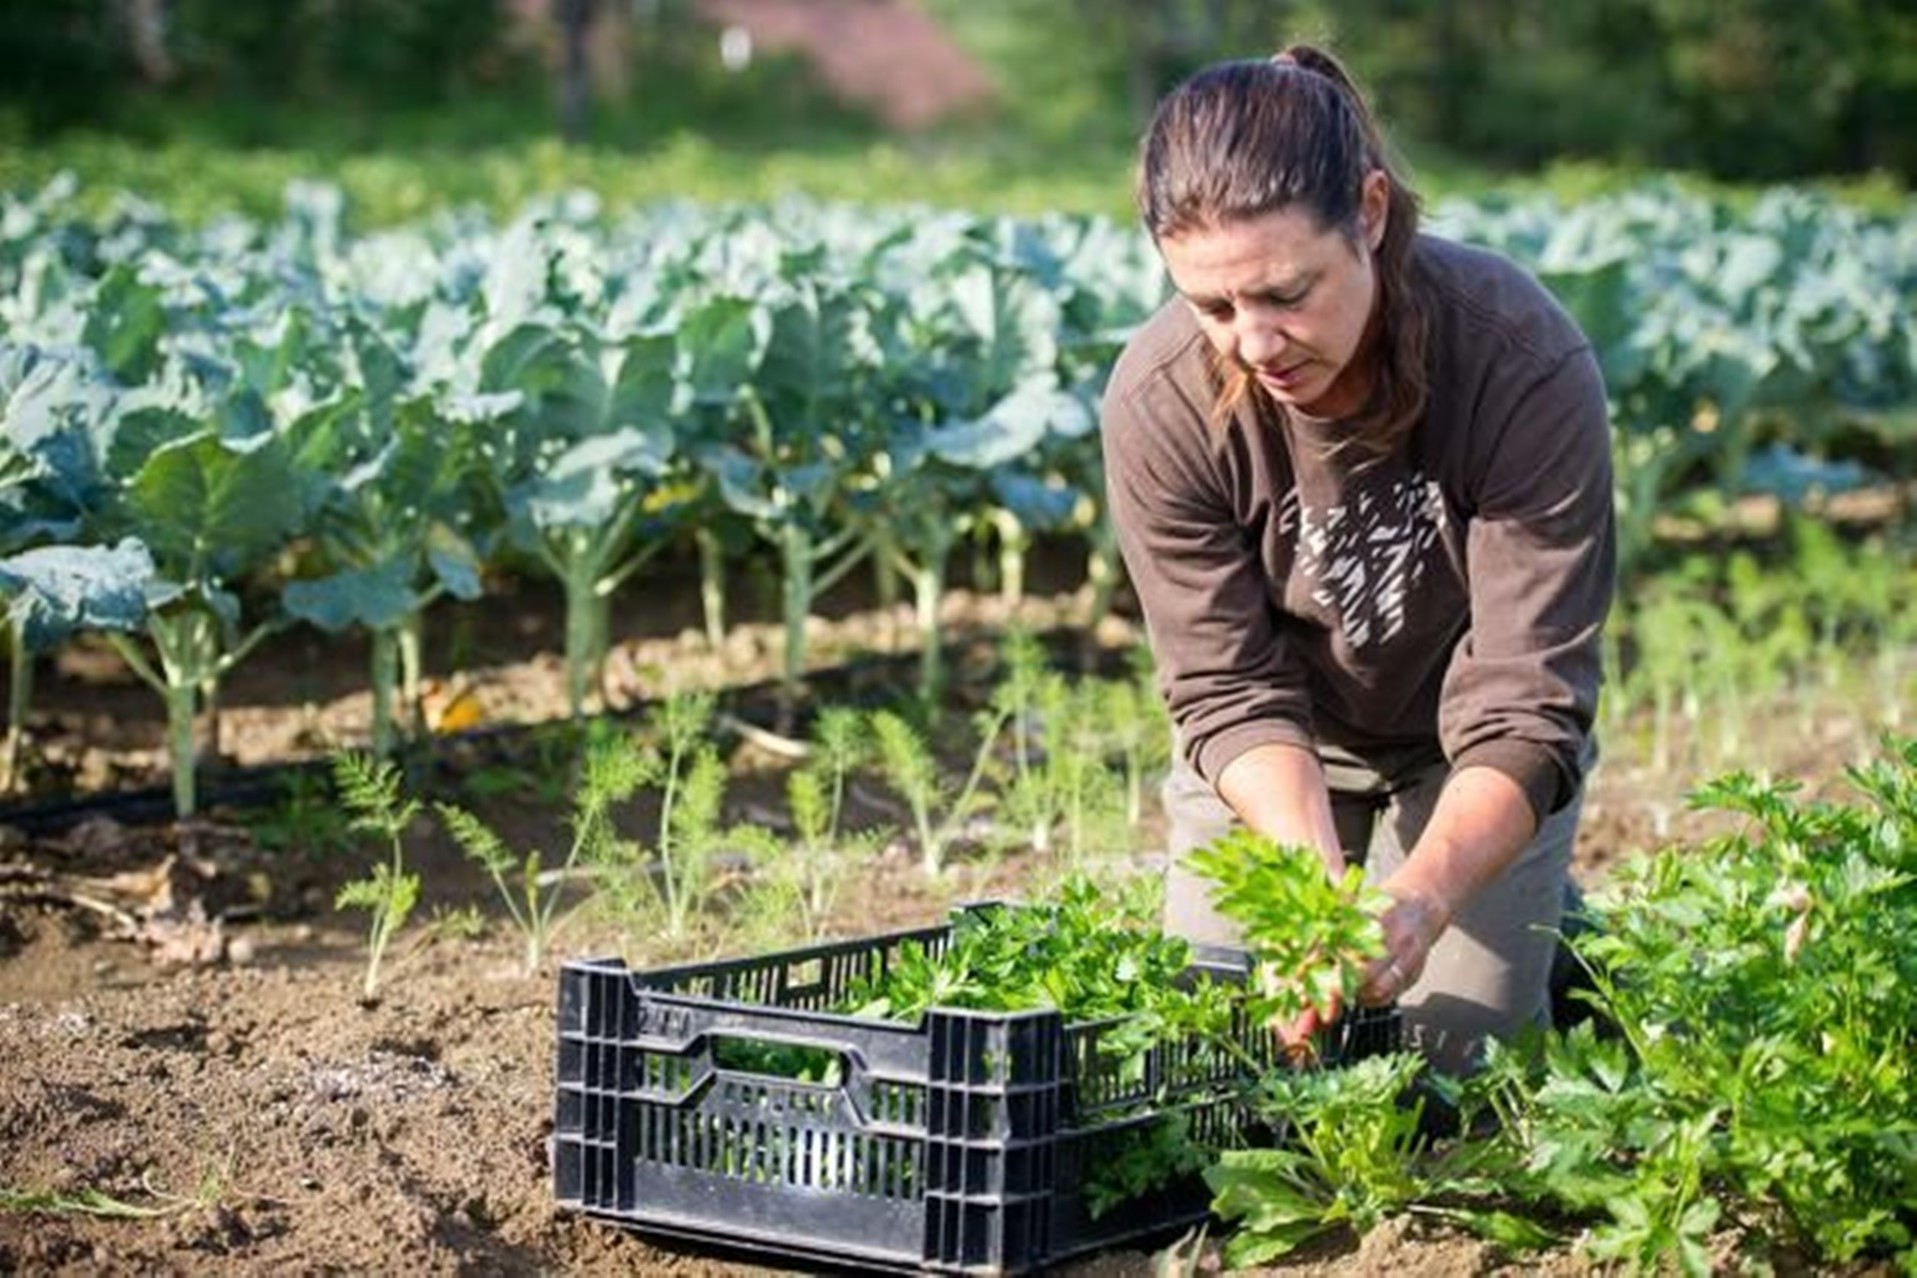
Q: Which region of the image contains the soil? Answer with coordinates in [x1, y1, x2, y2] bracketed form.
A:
[0, 550, 1900, 1276]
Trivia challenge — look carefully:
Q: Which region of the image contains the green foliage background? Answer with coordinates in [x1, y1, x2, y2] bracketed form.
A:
[4, 0, 1914, 191]
[925, 0, 1917, 182]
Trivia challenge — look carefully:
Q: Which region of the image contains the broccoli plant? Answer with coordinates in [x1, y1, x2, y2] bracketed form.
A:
[282, 320, 487, 756]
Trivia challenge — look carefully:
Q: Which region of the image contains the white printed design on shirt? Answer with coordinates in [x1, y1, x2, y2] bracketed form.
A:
[1278, 475, 1447, 649]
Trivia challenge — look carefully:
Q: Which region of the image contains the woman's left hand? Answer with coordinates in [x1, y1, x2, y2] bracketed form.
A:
[1357, 886, 1451, 1006]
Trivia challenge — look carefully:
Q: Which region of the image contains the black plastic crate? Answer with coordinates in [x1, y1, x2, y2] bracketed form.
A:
[553, 913, 1400, 1275]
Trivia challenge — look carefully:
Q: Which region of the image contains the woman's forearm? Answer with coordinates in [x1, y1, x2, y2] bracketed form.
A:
[1355, 764, 1540, 1003]
[1388, 764, 1537, 918]
[1215, 741, 1346, 872]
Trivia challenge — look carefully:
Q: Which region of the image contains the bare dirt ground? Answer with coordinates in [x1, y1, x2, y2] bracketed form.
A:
[0, 551, 1901, 1276]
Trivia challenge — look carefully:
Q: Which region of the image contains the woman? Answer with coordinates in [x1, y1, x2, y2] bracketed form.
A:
[1102, 45, 1614, 1074]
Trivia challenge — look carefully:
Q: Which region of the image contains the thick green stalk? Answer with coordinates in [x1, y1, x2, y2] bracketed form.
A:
[137, 610, 217, 820]
[198, 673, 221, 769]
[3, 619, 30, 793]
[869, 525, 903, 650]
[369, 626, 400, 758]
[398, 611, 425, 738]
[165, 682, 198, 818]
[907, 522, 955, 703]
[991, 508, 1029, 607]
[1083, 514, 1120, 635]
[559, 535, 609, 721]
[110, 623, 197, 819]
[696, 525, 726, 652]
[113, 607, 273, 821]
[779, 522, 814, 720]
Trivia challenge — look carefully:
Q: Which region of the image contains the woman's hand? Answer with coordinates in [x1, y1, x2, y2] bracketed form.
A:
[1356, 885, 1452, 1006]
[1272, 883, 1450, 1056]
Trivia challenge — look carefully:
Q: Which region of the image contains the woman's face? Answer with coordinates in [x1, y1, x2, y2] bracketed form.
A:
[1157, 173, 1388, 419]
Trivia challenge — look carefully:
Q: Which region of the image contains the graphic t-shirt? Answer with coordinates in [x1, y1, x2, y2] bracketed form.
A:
[1100, 233, 1615, 822]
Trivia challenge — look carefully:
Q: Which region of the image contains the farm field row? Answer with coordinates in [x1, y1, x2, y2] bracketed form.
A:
[4, 179, 1913, 815]
[1, 563, 1913, 1273]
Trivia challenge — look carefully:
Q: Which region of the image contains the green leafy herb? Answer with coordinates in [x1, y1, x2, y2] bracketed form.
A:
[331, 752, 422, 1000]
[1187, 830, 1389, 1033]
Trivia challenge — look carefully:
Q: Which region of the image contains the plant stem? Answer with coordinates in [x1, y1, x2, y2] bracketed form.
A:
[869, 525, 902, 650]
[166, 682, 197, 819]
[658, 744, 683, 937]
[696, 524, 726, 652]
[3, 618, 28, 793]
[901, 520, 956, 704]
[1083, 515, 1120, 636]
[991, 508, 1028, 607]
[779, 522, 813, 724]
[559, 536, 607, 721]
[398, 611, 425, 738]
[370, 626, 399, 758]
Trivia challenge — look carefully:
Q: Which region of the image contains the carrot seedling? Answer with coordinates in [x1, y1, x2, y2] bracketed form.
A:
[332, 751, 423, 1001]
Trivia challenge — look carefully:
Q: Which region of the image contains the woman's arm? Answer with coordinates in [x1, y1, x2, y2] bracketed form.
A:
[1215, 741, 1346, 874]
[1359, 764, 1536, 1002]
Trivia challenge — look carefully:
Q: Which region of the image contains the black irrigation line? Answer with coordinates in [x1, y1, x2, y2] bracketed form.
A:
[0, 625, 1134, 837]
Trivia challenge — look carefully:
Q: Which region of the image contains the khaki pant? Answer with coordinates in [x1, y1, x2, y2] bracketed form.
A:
[1162, 740, 1585, 1075]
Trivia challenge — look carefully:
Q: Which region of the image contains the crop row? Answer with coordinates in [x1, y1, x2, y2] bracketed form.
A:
[331, 658, 1917, 1273]
[2, 178, 1913, 814]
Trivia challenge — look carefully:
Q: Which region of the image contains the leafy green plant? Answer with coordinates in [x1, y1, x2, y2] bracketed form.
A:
[436, 727, 651, 973]
[1187, 831, 1390, 1036]
[845, 873, 1194, 1024]
[869, 704, 1007, 876]
[838, 874, 1277, 1217]
[1208, 1053, 1548, 1265]
[699, 274, 881, 720]
[585, 691, 776, 952]
[0, 539, 152, 792]
[1098, 650, 1171, 830]
[995, 671, 1106, 863]
[282, 341, 487, 757]
[0, 1155, 232, 1220]
[332, 751, 423, 1000]
[1477, 740, 1917, 1273]
[765, 706, 880, 939]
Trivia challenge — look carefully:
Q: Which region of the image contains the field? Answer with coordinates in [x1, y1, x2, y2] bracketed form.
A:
[2, 174, 1915, 1275]
[3, 546, 1910, 1274]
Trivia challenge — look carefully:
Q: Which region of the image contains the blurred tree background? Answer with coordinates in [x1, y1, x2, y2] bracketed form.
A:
[925, 0, 1917, 181]
[0, 0, 1911, 193]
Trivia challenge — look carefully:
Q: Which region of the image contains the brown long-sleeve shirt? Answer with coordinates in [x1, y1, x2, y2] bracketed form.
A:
[1101, 233, 1615, 824]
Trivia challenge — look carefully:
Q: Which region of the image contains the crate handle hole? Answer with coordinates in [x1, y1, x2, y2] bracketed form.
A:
[711, 1036, 848, 1088]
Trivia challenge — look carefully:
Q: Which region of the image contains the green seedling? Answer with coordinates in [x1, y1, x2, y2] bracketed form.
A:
[870, 704, 1007, 876]
[1209, 1052, 1551, 1265]
[584, 691, 779, 954]
[438, 728, 651, 972]
[332, 751, 423, 1000]
[1, 1152, 232, 1220]
[770, 706, 880, 939]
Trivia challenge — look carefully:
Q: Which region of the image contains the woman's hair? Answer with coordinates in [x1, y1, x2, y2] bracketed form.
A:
[1137, 44, 1427, 460]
